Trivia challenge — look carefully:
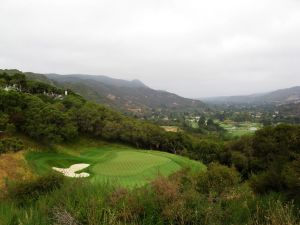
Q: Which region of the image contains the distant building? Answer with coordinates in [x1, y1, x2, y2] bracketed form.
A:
[4, 86, 15, 92]
[65, 90, 68, 96]
[3, 84, 20, 92]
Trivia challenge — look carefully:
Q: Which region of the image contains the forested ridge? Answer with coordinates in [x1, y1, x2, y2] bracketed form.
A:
[0, 70, 191, 153]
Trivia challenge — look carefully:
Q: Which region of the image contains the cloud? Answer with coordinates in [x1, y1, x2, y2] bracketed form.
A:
[0, 0, 300, 97]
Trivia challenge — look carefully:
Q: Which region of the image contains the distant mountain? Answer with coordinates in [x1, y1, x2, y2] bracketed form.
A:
[278, 102, 300, 117]
[202, 86, 300, 105]
[47, 74, 148, 88]
[36, 73, 206, 115]
[25, 72, 56, 86]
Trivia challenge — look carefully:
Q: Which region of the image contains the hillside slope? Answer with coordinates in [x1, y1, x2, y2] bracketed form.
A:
[202, 86, 300, 105]
[44, 74, 205, 115]
[1, 69, 207, 116]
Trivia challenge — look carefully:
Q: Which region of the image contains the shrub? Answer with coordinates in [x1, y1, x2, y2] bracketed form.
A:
[0, 137, 24, 154]
[193, 140, 222, 164]
[250, 170, 285, 194]
[5, 123, 16, 134]
[250, 199, 299, 225]
[8, 173, 64, 205]
[196, 163, 240, 197]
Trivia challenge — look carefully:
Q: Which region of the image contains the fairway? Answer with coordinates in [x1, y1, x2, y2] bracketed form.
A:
[26, 146, 206, 187]
[216, 120, 262, 137]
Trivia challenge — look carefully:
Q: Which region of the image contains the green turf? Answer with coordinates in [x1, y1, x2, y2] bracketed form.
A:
[26, 145, 206, 187]
[216, 120, 262, 137]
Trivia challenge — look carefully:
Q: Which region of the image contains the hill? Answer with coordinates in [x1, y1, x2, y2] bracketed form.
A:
[0, 69, 206, 116]
[202, 86, 300, 105]
[44, 73, 206, 115]
[0, 69, 195, 152]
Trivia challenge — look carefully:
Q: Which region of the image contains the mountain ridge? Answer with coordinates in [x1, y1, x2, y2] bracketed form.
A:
[46, 73, 149, 88]
[201, 86, 300, 105]
[47, 73, 205, 115]
[18, 71, 206, 115]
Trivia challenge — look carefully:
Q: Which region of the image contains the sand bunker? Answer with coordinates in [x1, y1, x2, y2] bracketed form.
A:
[52, 163, 90, 178]
[249, 127, 258, 131]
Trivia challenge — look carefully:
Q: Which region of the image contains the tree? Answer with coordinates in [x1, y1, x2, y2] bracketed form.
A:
[10, 73, 26, 90]
[196, 163, 240, 197]
[193, 140, 222, 164]
[198, 115, 206, 127]
[0, 113, 9, 131]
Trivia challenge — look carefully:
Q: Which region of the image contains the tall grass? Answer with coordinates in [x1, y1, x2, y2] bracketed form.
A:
[0, 172, 299, 225]
[249, 195, 300, 225]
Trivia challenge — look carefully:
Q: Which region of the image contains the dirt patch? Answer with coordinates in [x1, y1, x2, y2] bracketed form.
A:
[161, 126, 180, 132]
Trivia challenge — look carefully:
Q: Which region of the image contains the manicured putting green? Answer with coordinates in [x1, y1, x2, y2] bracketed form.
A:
[26, 146, 206, 187]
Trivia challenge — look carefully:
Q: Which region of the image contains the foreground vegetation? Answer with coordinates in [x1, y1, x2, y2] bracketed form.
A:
[0, 164, 299, 225]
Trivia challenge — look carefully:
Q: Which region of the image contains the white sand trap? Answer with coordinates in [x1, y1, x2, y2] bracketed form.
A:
[249, 127, 258, 131]
[53, 163, 90, 178]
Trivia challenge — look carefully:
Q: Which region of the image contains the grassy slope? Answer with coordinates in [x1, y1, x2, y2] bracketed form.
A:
[25, 140, 206, 187]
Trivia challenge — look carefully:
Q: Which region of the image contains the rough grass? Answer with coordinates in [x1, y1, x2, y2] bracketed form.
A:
[0, 151, 34, 190]
[26, 145, 206, 187]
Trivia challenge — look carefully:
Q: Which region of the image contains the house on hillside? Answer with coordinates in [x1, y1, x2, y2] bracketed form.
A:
[4, 86, 13, 91]
[3, 84, 19, 92]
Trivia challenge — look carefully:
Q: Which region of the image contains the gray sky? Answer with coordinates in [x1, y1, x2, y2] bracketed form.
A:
[1, 0, 300, 98]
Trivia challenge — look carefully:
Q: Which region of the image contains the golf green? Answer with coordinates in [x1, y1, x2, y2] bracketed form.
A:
[26, 146, 206, 187]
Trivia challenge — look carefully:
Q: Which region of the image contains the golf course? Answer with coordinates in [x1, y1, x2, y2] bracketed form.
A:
[26, 145, 206, 187]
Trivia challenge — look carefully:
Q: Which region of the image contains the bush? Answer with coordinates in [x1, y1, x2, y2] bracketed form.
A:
[0, 137, 24, 154]
[193, 140, 222, 164]
[250, 199, 299, 225]
[8, 173, 64, 205]
[250, 170, 285, 194]
[282, 158, 300, 202]
[0, 113, 9, 130]
[196, 163, 240, 197]
[5, 123, 16, 134]
[231, 151, 249, 178]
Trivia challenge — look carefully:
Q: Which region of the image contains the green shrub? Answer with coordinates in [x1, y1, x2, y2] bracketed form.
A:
[0, 137, 24, 154]
[0, 113, 9, 130]
[282, 158, 300, 202]
[196, 163, 240, 197]
[5, 123, 16, 134]
[250, 170, 285, 194]
[193, 140, 222, 164]
[250, 199, 299, 225]
[8, 173, 64, 205]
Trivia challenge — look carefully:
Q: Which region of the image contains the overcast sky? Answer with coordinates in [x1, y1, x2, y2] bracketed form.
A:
[1, 0, 300, 98]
